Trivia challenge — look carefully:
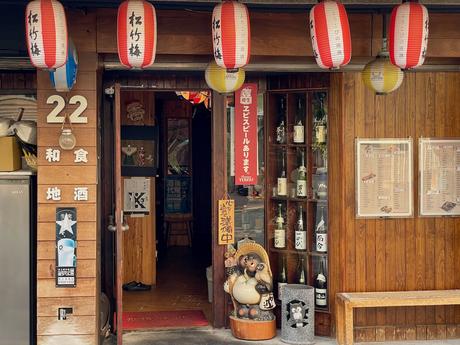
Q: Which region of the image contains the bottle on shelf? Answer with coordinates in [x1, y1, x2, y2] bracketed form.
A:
[276, 96, 286, 144]
[274, 203, 286, 249]
[293, 96, 305, 144]
[315, 259, 328, 308]
[315, 206, 328, 253]
[277, 254, 288, 300]
[296, 256, 307, 284]
[295, 205, 307, 250]
[296, 149, 307, 198]
[277, 150, 287, 197]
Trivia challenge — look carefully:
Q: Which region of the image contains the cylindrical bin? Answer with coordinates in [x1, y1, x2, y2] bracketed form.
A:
[281, 284, 315, 344]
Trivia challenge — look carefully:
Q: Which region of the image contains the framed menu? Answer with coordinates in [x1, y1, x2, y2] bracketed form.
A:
[419, 138, 460, 217]
[356, 138, 413, 218]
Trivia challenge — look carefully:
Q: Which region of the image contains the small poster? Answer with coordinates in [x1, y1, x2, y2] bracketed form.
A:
[56, 207, 77, 287]
[234, 83, 258, 185]
[419, 138, 460, 216]
[124, 177, 150, 215]
[218, 199, 235, 245]
[356, 138, 413, 218]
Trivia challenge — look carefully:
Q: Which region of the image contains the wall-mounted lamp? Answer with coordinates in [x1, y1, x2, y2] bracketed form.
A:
[58, 113, 76, 150]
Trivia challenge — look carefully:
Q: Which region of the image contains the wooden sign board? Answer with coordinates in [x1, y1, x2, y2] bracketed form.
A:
[218, 199, 235, 245]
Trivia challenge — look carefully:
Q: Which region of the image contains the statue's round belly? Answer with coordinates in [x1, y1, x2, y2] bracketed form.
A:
[232, 277, 260, 305]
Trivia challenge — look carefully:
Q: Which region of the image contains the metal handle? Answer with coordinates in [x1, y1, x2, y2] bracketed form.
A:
[121, 214, 129, 232]
[107, 215, 116, 232]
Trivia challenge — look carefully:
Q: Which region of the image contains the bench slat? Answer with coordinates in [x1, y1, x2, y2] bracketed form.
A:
[338, 290, 460, 308]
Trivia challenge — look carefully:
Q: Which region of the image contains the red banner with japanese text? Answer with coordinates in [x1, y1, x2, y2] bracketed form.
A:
[235, 83, 258, 185]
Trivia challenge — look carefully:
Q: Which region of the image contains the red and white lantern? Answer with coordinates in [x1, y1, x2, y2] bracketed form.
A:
[117, 0, 157, 69]
[389, 1, 429, 70]
[25, 0, 68, 70]
[212, 1, 250, 70]
[309, 0, 351, 69]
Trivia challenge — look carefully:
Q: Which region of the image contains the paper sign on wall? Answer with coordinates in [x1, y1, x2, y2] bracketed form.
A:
[234, 83, 258, 185]
[124, 177, 150, 216]
[218, 199, 235, 245]
[55, 207, 77, 287]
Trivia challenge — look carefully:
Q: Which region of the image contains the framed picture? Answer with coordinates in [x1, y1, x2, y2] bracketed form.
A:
[121, 125, 158, 176]
[419, 138, 460, 217]
[356, 138, 413, 218]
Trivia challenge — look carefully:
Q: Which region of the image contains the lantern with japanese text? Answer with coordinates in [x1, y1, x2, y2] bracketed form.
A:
[389, 1, 429, 70]
[212, 1, 250, 71]
[117, 0, 157, 69]
[309, 0, 351, 69]
[25, 0, 68, 70]
[205, 61, 245, 94]
[362, 52, 404, 95]
[177, 91, 210, 106]
[50, 39, 78, 92]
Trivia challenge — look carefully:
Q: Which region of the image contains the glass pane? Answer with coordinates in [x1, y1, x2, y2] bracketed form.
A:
[167, 118, 190, 175]
[227, 93, 266, 248]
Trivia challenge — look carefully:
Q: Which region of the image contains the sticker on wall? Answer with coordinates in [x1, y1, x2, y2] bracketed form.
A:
[55, 207, 77, 287]
[124, 177, 150, 216]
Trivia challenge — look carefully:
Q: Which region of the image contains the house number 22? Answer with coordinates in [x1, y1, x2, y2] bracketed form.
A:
[46, 95, 88, 124]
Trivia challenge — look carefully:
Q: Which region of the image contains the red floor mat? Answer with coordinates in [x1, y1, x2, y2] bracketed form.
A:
[122, 310, 209, 330]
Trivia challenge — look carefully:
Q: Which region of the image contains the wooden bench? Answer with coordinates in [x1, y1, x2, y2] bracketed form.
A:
[336, 290, 460, 345]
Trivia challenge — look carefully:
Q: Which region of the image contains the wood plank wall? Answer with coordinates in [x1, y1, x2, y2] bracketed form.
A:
[36, 9, 100, 345]
[330, 72, 460, 342]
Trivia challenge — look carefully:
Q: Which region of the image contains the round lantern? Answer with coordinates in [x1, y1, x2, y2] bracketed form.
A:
[25, 0, 68, 70]
[309, 0, 351, 70]
[49, 39, 78, 92]
[389, 1, 429, 70]
[362, 52, 404, 95]
[205, 61, 245, 94]
[212, 1, 250, 71]
[177, 91, 209, 105]
[117, 0, 157, 69]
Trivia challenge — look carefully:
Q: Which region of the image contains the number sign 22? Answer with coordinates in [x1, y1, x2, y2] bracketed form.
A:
[46, 95, 88, 124]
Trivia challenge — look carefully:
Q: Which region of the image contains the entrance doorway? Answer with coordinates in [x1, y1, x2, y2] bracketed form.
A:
[101, 81, 213, 342]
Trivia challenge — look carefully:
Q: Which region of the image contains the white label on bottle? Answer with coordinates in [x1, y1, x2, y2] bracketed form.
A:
[296, 180, 307, 197]
[293, 125, 304, 143]
[277, 177, 287, 196]
[316, 125, 326, 143]
[274, 229, 286, 248]
[295, 231, 307, 250]
[278, 282, 287, 300]
[316, 233, 328, 252]
[315, 288, 327, 306]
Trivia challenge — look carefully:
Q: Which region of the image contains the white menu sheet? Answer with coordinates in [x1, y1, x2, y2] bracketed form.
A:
[419, 138, 460, 216]
[356, 139, 413, 218]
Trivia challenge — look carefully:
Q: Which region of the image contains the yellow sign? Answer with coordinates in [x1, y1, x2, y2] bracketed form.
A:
[218, 199, 235, 245]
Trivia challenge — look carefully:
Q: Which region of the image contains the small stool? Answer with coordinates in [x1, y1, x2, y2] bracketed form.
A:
[164, 213, 193, 247]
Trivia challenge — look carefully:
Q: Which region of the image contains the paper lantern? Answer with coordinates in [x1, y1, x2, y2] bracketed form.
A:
[309, 0, 351, 69]
[205, 61, 245, 94]
[212, 1, 250, 70]
[117, 0, 157, 69]
[177, 91, 209, 105]
[25, 0, 68, 70]
[389, 1, 429, 70]
[362, 52, 404, 95]
[49, 39, 78, 92]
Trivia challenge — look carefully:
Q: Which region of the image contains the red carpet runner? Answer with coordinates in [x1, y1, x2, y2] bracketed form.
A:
[122, 310, 209, 330]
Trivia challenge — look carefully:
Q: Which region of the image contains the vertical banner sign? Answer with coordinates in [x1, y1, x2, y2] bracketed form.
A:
[235, 83, 258, 185]
[218, 199, 235, 245]
[56, 207, 77, 287]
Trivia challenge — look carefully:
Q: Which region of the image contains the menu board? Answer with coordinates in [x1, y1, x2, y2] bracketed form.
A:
[356, 139, 413, 218]
[419, 138, 460, 216]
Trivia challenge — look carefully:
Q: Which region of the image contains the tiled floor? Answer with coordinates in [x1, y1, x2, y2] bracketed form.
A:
[107, 329, 460, 345]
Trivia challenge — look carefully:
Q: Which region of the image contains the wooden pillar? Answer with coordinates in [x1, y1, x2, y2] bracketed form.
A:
[36, 10, 100, 345]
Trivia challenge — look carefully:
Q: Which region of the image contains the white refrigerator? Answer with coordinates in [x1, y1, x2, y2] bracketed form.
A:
[0, 172, 36, 345]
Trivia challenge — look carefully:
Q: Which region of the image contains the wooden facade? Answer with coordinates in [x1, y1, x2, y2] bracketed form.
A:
[25, 5, 460, 344]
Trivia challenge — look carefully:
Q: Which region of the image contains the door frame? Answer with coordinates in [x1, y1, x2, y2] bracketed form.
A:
[105, 81, 227, 342]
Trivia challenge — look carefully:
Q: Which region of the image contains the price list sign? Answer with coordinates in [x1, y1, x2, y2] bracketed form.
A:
[356, 138, 413, 218]
[419, 138, 460, 216]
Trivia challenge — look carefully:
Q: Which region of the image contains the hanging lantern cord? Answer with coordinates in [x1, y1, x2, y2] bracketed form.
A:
[61, 94, 73, 131]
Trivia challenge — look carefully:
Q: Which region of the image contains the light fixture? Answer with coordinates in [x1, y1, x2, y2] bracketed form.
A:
[58, 113, 76, 150]
[205, 60, 245, 94]
[362, 13, 404, 95]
